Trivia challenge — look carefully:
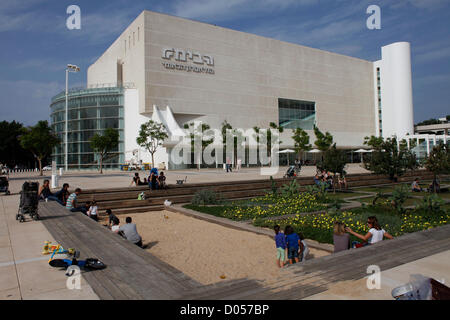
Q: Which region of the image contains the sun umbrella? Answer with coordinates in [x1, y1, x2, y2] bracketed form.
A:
[277, 149, 296, 165]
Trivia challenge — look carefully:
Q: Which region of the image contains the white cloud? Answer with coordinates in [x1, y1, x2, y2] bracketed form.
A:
[170, 0, 318, 21]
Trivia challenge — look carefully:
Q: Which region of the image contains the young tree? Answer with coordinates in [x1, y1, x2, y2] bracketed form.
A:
[19, 120, 60, 176]
[184, 122, 214, 169]
[363, 135, 418, 181]
[317, 143, 347, 193]
[313, 125, 333, 151]
[90, 128, 119, 174]
[424, 142, 450, 182]
[136, 120, 169, 169]
[292, 127, 312, 160]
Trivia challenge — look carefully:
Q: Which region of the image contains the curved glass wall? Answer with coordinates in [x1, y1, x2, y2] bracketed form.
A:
[50, 87, 125, 170]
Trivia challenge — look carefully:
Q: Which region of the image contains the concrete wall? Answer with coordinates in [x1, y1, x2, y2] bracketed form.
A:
[142, 10, 375, 147]
[88, 12, 146, 113]
[89, 10, 377, 149]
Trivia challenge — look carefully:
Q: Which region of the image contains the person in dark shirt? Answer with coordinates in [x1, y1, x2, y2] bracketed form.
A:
[130, 173, 145, 186]
[106, 209, 118, 229]
[158, 171, 167, 189]
[38, 179, 59, 202]
[54, 183, 70, 206]
[149, 168, 159, 190]
[284, 225, 300, 264]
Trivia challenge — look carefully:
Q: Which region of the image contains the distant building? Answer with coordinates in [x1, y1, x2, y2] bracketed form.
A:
[50, 10, 417, 169]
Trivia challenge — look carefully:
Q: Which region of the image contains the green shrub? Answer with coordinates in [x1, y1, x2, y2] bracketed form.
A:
[389, 184, 410, 213]
[191, 189, 221, 205]
[280, 179, 300, 198]
[415, 193, 446, 216]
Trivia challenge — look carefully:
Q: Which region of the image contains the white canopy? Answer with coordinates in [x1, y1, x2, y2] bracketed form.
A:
[308, 149, 321, 153]
[354, 149, 371, 153]
[277, 149, 296, 153]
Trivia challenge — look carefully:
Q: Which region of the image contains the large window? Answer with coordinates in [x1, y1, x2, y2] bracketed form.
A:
[278, 98, 316, 130]
[50, 87, 125, 169]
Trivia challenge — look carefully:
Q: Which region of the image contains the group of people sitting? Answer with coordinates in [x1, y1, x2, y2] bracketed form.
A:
[105, 209, 143, 247]
[411, 177, 442, 193]
[130, 168, 166, 190]
[275, 215, 393, 267]
[38, 180, 98, 220]
[313, 170, 348, 190]
[333, 216, 393, 252]
[38, 180, 145, 247]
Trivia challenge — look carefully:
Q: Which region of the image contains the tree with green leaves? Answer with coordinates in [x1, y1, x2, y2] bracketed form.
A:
[423, 142, 450, 183]
[313, 125, 333, 151]
[184, 122, 214, 169]
[90, 128, 119, 174]
[316, 143, 347, 192]
[363, 135, 418, 181]
[292, 127, 312, 160]
[136, 120, 169, 169]
[0, 120, 36, 168]
[19, 120, 60, 176]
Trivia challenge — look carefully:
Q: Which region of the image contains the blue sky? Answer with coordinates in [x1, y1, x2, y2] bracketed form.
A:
[0, 0, 449, 126]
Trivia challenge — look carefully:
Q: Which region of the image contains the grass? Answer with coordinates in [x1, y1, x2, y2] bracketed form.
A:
[356, 197, 424, 207]
[183, 204, 234, 218]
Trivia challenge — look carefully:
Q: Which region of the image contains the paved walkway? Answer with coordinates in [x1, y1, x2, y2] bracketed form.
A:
[5, 163, 371, 194]
[0, 193, 98, 300]
[304, 250, 450, 299]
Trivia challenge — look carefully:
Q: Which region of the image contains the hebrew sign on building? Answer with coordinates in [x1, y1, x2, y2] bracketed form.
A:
[161, 47, 215, 74]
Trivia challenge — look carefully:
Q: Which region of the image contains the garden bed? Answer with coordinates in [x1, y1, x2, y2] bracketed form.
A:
[254, 205, 450, 245]
[185, 193, 328, 221]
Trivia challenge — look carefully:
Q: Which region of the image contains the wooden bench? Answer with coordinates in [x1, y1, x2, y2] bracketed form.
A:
[38, 202, 201, 299]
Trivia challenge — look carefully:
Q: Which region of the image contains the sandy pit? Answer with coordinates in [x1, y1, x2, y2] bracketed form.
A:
[113, 210, 330, 285]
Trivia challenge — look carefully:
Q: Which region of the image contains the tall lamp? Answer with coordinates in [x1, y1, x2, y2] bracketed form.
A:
[65, 64, 80, 172]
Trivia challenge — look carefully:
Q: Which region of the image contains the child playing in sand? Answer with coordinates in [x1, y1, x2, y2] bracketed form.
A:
[274, 225, 287, 268]
[285, 225, 300, 264]
[87, 200, 98, 222]
[298, 232, 309, 262]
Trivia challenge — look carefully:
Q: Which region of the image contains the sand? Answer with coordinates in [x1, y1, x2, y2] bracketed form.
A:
[119, 210, 330, 285]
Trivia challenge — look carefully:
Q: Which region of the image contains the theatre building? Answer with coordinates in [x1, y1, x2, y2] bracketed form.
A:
[51, 10, 416, 170]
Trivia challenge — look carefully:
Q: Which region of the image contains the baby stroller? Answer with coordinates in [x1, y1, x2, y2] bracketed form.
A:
[0, 175, 10, 195]
[17, 181, 40, 222]
[283, 165, 297, 178]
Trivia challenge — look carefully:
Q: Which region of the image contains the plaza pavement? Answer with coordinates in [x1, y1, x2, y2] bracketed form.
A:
[5, 163, 371, 194]
[1, 163, 448, 300]
[0, 193, 98, 300]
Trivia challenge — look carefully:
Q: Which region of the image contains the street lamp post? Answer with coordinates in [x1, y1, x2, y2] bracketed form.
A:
[65, 64, 80, 172]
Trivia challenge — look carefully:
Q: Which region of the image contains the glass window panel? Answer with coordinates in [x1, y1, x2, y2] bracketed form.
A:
[68, 120, 79, 131]
[80, 119, 96, 130]
[100, 118, 119, 129]
[80, 108, 97, 119]
[100, 106, 119, 118]
[278, 98, 315, 130]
